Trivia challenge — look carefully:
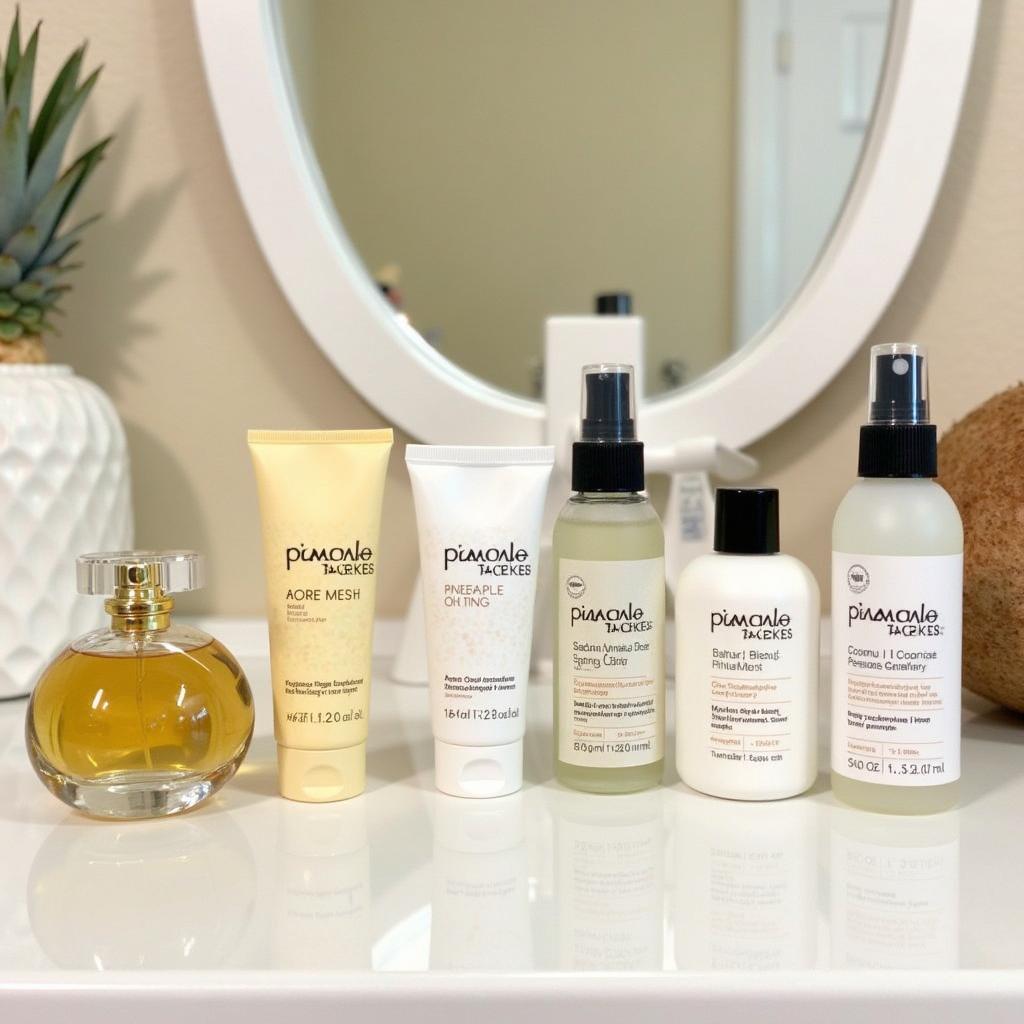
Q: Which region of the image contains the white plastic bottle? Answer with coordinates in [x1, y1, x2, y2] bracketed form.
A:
[831, 344, 963, 814]
[676, 488, 819, 800]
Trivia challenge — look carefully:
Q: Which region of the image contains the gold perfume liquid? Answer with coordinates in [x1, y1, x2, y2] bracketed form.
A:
[29, 640, 253, 780]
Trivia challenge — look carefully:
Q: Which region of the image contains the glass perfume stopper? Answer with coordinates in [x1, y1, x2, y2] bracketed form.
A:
[76, 551, 206, 596]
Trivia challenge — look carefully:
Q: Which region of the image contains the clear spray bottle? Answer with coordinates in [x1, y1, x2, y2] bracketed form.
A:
[553, 364, 665, 793]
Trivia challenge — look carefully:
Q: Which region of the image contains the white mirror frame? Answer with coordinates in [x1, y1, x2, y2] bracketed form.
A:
[195, 0, 978, 448]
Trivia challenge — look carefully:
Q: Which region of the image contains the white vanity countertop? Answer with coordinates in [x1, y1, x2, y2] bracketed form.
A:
[2, 644, 1023, 1022]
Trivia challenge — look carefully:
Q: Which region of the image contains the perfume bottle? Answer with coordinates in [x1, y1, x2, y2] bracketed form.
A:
[26, 551, 255, 819]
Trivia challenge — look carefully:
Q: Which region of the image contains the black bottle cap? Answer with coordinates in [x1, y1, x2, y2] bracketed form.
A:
[858, 424, 938, 477]
[571, 441, 644, 492]
[714, 488, 780, 555]
[595, 292, 632, 316]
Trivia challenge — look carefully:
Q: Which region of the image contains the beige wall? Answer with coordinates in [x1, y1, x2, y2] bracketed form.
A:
[4, 0, 1021, 618]
[293, 0, 737, 397]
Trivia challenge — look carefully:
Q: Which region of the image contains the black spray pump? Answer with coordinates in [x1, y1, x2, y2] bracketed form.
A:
[858, 343, 937, 478]
[869, 347, 928, 424]
[571, 364, 645, 493]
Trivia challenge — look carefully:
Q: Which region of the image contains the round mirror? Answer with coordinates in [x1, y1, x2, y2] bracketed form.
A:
[195, 1, 977, 448]
[277, 0, 891, 400]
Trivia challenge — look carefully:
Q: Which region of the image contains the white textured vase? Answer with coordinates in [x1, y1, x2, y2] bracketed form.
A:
[0, 365, 133, 698]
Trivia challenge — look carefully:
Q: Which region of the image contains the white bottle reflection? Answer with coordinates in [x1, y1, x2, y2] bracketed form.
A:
[829, 806, 959, 969]
[429, 792, 531, 970]
[555, 789, 664, 971]
[273, 797, 371, 969]
[674, 794, 818, 970]
[27, 813, 256, 969]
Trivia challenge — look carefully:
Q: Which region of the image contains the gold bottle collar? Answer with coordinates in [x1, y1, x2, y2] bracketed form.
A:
[104, 561, 175, 632]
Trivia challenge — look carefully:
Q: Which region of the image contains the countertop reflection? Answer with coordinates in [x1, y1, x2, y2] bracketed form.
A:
[1, 656, 1021, 978]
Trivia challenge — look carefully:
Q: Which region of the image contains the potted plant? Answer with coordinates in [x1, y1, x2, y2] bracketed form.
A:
[0, 11, 132, 698]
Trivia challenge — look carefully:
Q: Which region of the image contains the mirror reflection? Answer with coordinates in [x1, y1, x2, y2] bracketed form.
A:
[278, 0, 891, 398]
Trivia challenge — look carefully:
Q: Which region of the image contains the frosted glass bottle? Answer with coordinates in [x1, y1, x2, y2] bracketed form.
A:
[832, 479, 962, 813]
[831, 344, 963, 814]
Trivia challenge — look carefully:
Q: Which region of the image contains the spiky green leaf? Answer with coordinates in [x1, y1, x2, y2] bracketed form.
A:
[0, 319, 23, 341]
[0, 253, 20, 288]
[48, 135, 111, 240]
[3, 223, 37, 266]
[35, 214, 97, 265]
[11, 136, 108, 267]
[28, 260, 79, 286]
[4, 8, 21, 102]
[0, 106, 27, 239]
[4, 22, 37, 129]
[22, 66, 100, 218]
[29, 45, 83, 168]
[37, 285, 69, 309]
[26, 264, 56, 288]
[10, 278, 41, 302]
[0, 291, 17, 316]
[15, 304, 39, 326]
[38, 236, 78, 265]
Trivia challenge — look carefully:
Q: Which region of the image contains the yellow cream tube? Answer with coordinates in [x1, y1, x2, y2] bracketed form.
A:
[248, 429, 393, 802]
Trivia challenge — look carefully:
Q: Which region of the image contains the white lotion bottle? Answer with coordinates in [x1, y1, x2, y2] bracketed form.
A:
[676, 488, 819, 800]
[831, 344, 962, 814]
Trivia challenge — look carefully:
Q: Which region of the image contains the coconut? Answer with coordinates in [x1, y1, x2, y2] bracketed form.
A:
[938, 383, 1024, 712]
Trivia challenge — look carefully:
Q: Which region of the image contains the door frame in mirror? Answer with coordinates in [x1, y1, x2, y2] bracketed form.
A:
[195, 0, 978, 448]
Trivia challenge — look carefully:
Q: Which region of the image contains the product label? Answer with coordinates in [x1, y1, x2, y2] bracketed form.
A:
[684, 602, 811, 781]
[275, 537, 377, 728]
[423, 531, 539, 736]
[557, 557, 665, 768]
[831, 553, 962, 786]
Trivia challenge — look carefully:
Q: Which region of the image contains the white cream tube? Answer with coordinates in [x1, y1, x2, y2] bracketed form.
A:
[406, 446, 555, 798]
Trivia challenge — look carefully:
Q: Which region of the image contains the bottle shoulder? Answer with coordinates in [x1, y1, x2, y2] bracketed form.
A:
[677, 552, 819, 602]
[555, 493, 661, 526]
[70, 623, 216, 657]
[833, 479, 963, 555]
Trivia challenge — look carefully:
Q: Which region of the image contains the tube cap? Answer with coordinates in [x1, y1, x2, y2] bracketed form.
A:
[714, 488, 780, 555]
[277, 744, 366, 803]
[434, 739, 523, 799]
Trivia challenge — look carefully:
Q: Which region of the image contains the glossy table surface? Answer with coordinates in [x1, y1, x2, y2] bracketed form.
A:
[2, 651, 1023, 1021]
